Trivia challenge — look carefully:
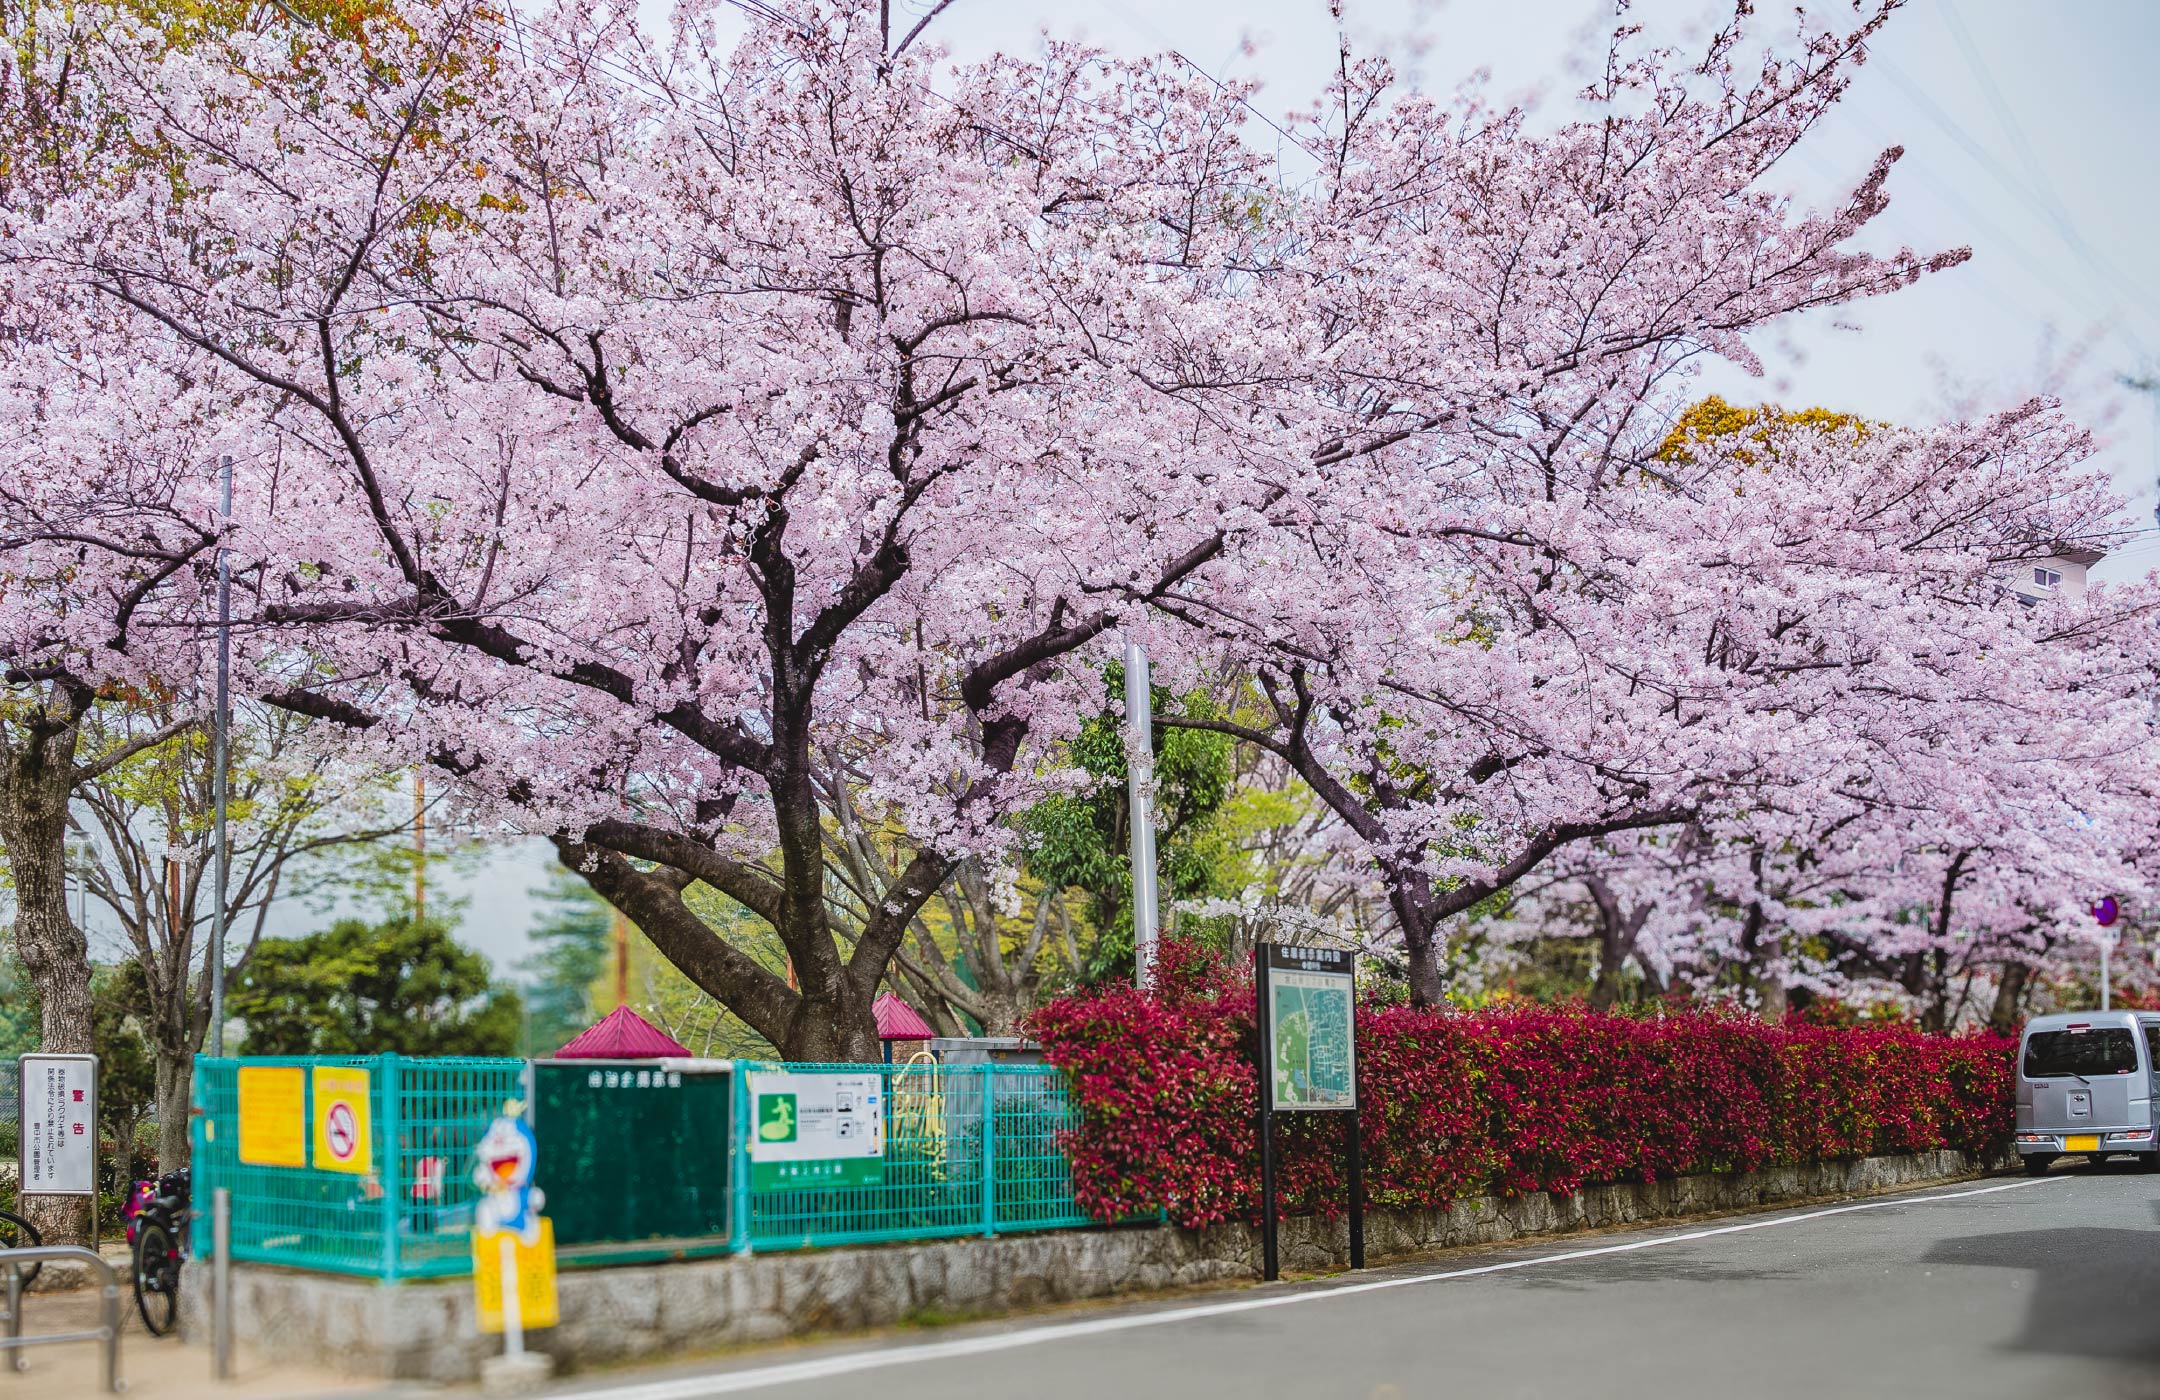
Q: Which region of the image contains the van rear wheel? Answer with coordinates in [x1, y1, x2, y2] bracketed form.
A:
[2023, 1155, 2056, 1176]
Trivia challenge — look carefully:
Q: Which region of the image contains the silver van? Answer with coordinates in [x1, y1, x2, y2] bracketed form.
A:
[2015, 1010, 2160, 1173]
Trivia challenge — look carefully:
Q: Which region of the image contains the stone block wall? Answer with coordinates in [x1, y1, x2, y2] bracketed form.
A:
[179, 1148, 2006, 1383]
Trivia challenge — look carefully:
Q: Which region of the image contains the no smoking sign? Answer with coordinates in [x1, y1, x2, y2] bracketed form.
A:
[311, 1067, 373, 1176]
[324, 1102, 359, 1160]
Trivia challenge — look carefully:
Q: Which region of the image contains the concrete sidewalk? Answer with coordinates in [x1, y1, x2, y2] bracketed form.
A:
[6, 1285, 381, 1399]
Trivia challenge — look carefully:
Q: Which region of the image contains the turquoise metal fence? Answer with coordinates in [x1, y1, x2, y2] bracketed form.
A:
[743, 1062, 1094, 1250]
[191, 1055, 1098, 1278]
[190, 1055, 525, 1279]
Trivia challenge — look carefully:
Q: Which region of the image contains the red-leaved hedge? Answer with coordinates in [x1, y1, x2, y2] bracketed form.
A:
[1028, 945, 2014, 1229]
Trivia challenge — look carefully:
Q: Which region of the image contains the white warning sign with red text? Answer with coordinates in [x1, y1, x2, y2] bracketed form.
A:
[19, 1055, 97, 1195]
[311, 1066, 372, 1175]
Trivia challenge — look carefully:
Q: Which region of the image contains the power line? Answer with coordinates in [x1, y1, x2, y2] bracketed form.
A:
[1871, 50, 2160, 334]
[1933, 6, 2160, 348]
[1090, 0, 1320, 163]
[1780, 137, 2063, 333]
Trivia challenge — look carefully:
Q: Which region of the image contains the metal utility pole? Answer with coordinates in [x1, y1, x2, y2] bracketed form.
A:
[209, 454, 232, 1057]
[167, 847, 183, 950]
[413, 771, 427, 921]
[1124, 641, 1160, 989]
[612, 908, 631, 1010]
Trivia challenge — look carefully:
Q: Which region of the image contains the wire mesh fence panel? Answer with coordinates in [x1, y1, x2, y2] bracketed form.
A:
[743, 1063, 1100, 1250]
[387, 1057, 528, 1278]
[191, 1055, 523, 1279]
[988, 1069, 1095, 1233]
[191, 1056, 393, 1277]
[196, 1055, 1105, 1273]
[745, 1062, 987, 1250]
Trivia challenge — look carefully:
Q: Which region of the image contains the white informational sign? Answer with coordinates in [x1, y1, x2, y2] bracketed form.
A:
[19, 1054, 98, 1195]
[745, 1070, 885, 1190]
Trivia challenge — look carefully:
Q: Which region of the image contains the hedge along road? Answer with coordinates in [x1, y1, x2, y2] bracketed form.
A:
[544, 1166, 2160, 1400]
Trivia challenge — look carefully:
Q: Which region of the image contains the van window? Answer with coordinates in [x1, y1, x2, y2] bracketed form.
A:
[2145, 1025, 2160, 1073]
[2024, 1028, 2139, 1078]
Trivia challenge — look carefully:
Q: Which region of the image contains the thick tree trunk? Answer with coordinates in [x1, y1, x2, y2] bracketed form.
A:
[1989, 962, 2030, 1034]
[0, 693, 98, 1248]
[155, 1044, 193, 1171]
[1734, 899, 1786, 1023]
[1403, 937, 1446, 1008]
[775, 985, 882, 1062]
[1583, 877, 1650, 1013]
[1588, 933, 1625, 1012]
[1389, 884, 1447, 1007]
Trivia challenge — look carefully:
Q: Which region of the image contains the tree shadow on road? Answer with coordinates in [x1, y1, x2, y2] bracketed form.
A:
[1924, 1226, 2160, 1365]
[1499, 1249, 1805, 1292]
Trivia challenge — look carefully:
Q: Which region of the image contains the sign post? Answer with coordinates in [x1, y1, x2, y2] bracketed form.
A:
[18, 1055, 99, 1243]
[472, 1110, 557, 1386]
[1253, 944, 1360, 1282]
[2094, 897, 2120, 1011]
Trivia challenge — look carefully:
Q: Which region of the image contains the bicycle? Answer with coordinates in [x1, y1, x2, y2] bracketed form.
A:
[0, 1207, 42, 1288]
[126, 1168, 189, 1337]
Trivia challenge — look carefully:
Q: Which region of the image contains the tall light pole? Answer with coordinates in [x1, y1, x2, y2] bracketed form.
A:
[1124, 641, 1160, 989]
[413, 771, 427, 921]
[209, 455, 233, 1056]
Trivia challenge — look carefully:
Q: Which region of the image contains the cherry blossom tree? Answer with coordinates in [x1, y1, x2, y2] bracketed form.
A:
[1166, 384, 2151, 1005]
[0, 308, 219, 1246]
[4, 0, 1309, 1058]
[9, 0, 2156, 1052]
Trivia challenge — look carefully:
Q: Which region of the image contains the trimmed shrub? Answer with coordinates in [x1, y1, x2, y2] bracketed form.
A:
[1029, 948, 2014, 1230]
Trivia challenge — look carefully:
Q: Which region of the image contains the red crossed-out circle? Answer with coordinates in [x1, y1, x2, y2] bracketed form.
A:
[324, 1102, 358, 1161]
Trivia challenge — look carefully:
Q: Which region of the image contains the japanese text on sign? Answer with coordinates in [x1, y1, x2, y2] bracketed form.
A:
[18, 1055, 96, 1195]
[311, 1066, 372, 1175]
[237, 1064, 308, 1168]
[745, 1071, 884, 1190]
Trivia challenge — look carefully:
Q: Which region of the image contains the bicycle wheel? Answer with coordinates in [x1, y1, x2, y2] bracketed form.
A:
[0, 1209, 41, 1289]
[133, 1218, 181, 1337]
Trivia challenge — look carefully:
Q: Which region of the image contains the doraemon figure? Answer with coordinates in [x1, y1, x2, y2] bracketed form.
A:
[473, 1112, 546, 1246]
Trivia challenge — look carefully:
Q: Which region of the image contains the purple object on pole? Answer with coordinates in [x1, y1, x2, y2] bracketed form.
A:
[2094, 896, 2120, 927]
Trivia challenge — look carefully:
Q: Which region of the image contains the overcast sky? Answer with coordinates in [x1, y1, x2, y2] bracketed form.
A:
[108, 0, 2156, 979]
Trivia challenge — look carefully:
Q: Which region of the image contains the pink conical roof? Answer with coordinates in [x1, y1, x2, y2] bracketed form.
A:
[874, 993, 935, 1040]
[553, 1004, 694, 1059]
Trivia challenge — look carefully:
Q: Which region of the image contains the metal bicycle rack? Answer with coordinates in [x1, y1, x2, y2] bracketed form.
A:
[0, 1245, 125, 1393]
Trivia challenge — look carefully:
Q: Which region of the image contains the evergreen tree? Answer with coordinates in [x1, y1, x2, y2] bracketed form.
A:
[231, 916, 521, 1056]
[518, 871, 612, 1055]
[1026, 667, 1235, 982]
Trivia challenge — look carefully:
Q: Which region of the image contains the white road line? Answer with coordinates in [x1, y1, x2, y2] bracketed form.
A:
[558, 1175, 2061, 1400]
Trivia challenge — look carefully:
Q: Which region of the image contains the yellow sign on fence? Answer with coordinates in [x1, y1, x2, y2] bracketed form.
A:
[311, 1067, 372, 1175]
[236, 1065, 307, 1168]
[472, 1219, 559, 1334]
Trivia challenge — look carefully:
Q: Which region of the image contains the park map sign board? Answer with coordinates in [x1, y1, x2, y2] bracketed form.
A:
[1254, 944, 1363, 1280]
[1261, 947, 1358, 1111]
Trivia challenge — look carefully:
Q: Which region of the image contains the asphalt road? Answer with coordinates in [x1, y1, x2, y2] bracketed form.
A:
[555, 1162, 2160, 1400]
